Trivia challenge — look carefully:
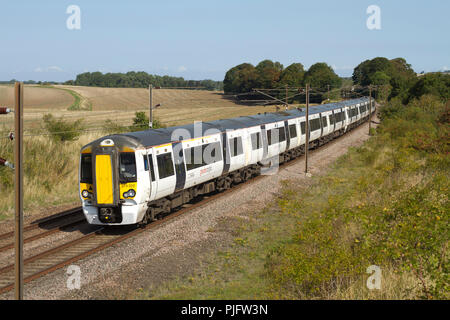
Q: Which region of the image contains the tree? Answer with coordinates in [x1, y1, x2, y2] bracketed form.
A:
[406, 73, 450, 103]
[304, 63, 342, 90]
[352, 57, 417, 101]
[279, 63, 305, 87]
[255, 60, 283, 89]
[223, 63, 258, 94]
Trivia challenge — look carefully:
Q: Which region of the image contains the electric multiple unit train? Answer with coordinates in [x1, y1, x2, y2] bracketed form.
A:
[79, 97, 374, 225]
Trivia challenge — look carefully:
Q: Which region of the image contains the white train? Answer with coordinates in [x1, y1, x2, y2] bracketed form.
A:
[79, 97, 374, 225]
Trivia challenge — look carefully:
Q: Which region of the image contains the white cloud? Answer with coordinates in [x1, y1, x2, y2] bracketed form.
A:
[34, 66, 63, 73]
[177, 66, 187, 72]
[47, 66, 63, 72]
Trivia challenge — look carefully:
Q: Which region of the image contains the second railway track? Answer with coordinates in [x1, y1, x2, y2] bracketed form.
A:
[0, 207, 86, 254]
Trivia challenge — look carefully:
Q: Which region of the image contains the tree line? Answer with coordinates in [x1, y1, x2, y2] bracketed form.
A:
[223, 60, 342, 103]
[64, 71, 223, 91]
[353, 57, 449, 103]
[223, 57, 449, 104]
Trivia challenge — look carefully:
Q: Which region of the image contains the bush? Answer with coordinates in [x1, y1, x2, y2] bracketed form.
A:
[265, 97, 449, 299]
[103, 112, 165, 134]
[43, 114, 84, 142]
[129, 111, 165, 132]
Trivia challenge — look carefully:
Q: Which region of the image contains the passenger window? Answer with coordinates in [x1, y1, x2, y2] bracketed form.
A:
[266, 129, 272, 145]
[279, 127, 286, 142]
[148, 155, 155, 181]
[289, 124, 297, 138]
[300, 122, 306, 135]
[144, 155, 155, 181]
[203, 142, 222, 164]
[322, 117, 327, 128]
[251, 132, 262, 150]
[143, 155, 148, 171]
[229, 137, 243, 157]
[329, 114, 335, 125]
[310, 118, 321, 131]
[156, 152, 174, 179]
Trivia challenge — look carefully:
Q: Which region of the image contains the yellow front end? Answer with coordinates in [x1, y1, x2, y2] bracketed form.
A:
[95, 154, 114, 205]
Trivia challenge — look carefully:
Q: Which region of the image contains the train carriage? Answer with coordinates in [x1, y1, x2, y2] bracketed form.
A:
[79, 97, 374, 225]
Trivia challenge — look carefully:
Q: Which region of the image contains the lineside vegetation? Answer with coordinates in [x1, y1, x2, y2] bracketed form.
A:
[143, 95, 449, 300]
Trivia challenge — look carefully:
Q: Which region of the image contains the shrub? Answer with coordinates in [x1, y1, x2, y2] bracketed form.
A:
[43, 114, 84, 142]
[129, 111, 165, 132]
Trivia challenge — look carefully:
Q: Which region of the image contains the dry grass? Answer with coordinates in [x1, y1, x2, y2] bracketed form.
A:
[0, 132, 104, 219]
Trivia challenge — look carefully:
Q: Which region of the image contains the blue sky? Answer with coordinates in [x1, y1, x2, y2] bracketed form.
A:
[1, 0, 449, 82]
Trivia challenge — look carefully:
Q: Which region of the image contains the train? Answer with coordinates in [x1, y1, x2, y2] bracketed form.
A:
[79, 97, 375, 225]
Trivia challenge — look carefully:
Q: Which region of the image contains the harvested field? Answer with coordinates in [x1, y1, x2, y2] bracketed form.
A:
[0, 85, 283, 132]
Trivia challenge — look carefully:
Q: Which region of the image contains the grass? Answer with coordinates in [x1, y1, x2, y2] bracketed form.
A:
[0, 131, 103, 219]
[140, 95, 449, 300]
[55, 86, 92, 111]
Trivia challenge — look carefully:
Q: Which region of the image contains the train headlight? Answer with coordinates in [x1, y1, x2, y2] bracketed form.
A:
[82, 190, 89, 198]
[123, 189, 136, 198]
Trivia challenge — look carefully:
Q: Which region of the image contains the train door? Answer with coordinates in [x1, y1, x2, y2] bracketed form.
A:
[172, 141, 186, 192]
[154, 144, 176, 199]
[146, 149, 157, 201]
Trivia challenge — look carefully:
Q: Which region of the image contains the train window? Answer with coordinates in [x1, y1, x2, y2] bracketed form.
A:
[251, 132, 262, 150]
[229, 137, 243, 157]
[267, 129, 280, 145]
[322, 116, 327, 128]
[80, 154, 92, 184]
[119, 153, 137, 182]
[156, 152, 174, 179]
[289, 124, 297, 138]
[185, 142, 221, 171]
[148, 155, 155, 181]
[310, 118, 321, 131]
[300, 122, 306, 135]
[185, 146, 201, 171]
[143, 155, 148, 171]
[266, 129, 272, 145]
[143, 155, 155, 181]
[329, 114, 335, 125]
[279, 127, 286, 142]
[203, 142, 222, 164]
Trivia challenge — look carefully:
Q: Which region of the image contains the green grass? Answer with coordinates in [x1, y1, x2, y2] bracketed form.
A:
[141, 95, 449, 300]
[47, 85, 92, 111]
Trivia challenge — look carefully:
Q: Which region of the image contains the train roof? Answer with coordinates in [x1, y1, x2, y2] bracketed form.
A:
[84, 97, 369, 150]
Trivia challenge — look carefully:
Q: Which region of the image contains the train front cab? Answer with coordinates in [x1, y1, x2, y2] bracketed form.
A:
[79, 140, 146, 225]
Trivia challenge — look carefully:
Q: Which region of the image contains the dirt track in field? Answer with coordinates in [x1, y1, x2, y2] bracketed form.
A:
[0, 114, 377, 300]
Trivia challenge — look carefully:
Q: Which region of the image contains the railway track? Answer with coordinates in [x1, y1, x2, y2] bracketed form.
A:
[0, 116, 375, 296]
[0, 207, 86, 254]
[0, 179, 261, 294]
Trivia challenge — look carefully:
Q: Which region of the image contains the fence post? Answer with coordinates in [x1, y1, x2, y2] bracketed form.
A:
[14, 82, 24, 300]
[304, 84, 310, 174]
